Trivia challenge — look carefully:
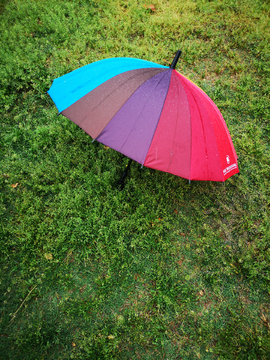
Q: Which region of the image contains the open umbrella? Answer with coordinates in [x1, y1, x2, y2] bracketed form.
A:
[48, 50, 239, 183]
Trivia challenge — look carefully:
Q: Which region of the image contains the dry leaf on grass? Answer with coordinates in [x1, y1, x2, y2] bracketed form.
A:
[44, 253, 53, 260]
[11, 183, 19, 188]
[143, 4, 156, 11]
[177, 258, 184, 266]
[259, 312, 270, 330]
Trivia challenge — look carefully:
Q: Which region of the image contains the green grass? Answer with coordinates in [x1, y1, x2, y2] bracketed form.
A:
[1, 0, 270, 358]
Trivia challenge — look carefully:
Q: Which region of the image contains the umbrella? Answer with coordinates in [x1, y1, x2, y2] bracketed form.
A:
[48, 50, 239, 183]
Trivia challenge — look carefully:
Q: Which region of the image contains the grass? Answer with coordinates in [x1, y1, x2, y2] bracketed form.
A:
[0, 0, 270, 358]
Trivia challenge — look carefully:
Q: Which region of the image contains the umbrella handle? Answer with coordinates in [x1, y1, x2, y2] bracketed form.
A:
[117, 158, 132, 190]
[170, 50, 182, 69]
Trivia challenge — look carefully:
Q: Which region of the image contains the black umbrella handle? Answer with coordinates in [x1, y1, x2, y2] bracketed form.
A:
[117, 158, 132, 190]
[170, 50, 182, 69]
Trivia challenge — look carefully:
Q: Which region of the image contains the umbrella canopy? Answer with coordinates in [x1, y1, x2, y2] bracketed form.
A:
[48, 51, 239, 182]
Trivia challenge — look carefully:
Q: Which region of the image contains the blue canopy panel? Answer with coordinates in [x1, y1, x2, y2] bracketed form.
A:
[48, 57, 168, 113]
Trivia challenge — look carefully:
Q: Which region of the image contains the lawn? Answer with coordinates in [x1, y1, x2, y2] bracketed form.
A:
[0, 0, 270, 359]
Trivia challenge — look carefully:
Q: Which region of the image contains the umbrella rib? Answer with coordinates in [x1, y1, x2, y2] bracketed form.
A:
[77, 68, 166, 130]
[197, 100, 209, 179]
[143, 70, 173, 166]
[188, 85, 193, 182]
[186, 83, 210, 180]
[177, 75, 193, 181]
[167, 71, 179, 173]
[119, 70, 171, 162]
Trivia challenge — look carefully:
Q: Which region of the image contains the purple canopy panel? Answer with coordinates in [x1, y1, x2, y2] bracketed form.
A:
[97, 70, 172, 164]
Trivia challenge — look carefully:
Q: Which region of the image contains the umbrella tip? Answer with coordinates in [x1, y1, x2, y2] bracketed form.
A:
[170, 50, 182, 69]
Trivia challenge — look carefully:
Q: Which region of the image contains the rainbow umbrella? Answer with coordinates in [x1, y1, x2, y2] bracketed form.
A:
[48, 51, 239, 182]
